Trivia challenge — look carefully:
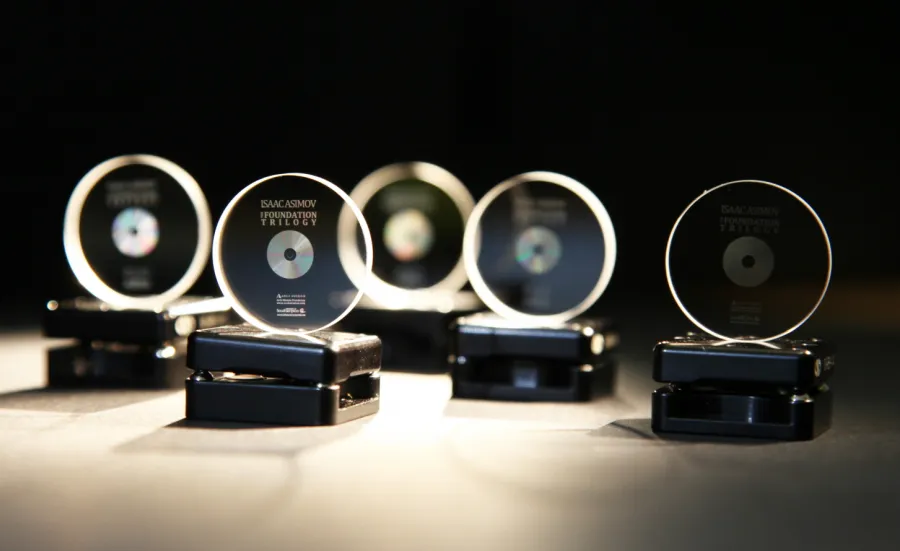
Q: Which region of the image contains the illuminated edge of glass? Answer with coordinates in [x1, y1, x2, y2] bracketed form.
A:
[462, 171, 618, 327]
[664, 179, 833, 343]
[336, 161, 475, 309]
[62, 154, 213, 311]
[213, 172, 374, 335]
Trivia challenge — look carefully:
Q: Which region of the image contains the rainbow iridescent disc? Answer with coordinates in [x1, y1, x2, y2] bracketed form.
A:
[111, 207, 160, 258]
[514, 226, 562, 275]
[383, 208, 435, 263]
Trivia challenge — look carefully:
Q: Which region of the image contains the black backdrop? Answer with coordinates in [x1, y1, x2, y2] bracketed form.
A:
[4, 2, 898, 325]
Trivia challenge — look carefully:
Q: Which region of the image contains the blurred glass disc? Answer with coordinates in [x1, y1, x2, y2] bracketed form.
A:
[214, 173, 372, 334]
[63, 154, 212, 310]
[338, 162, 474, 307]
[463, 171, 617, 326]
[666, 180, 832, 341]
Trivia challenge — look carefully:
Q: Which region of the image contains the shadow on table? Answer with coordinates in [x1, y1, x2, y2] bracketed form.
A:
[113, 417, 370, 530]
[593, 417, 782, 446]
[0, 387, 176, 414]
[441, 393, 637, 425]
[115, 415, 370, 458]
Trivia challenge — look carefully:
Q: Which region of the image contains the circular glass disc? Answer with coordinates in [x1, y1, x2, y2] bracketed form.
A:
[338, 162, 474, 307]
[214, 173, 373, 334]
[666, 180, 832, 341]
[63, 154, 212, 310]
[464, 171, 617, 326]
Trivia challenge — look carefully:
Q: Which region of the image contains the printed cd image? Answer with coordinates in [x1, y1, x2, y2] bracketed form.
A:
[111, 207, 160, 258]
[383, 208, 435, 263]
[665, 180, 832, 342]
[267, 230, 314, 279]
[214, 173, 373, 334]
[463, 171, 617, 326]
[515, 226, 562, 275]
[63, 154, 212, 310]
[338, 162, 474, 306]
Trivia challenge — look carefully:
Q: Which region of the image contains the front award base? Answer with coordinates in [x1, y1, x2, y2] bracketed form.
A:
[185, 324, 382, 426]
[42, 296, 234, 389]
[651, 383, 832, 440]
[650, 334, 835, 441]
[447, 312, 618, 402]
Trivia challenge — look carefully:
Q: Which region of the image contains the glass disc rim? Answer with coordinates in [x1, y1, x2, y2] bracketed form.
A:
[214, 172, 374, 335]
[62, 154, 213, 310]
[337, 161, 474, 308]
[463, 170, 617, 326]
[664, 179, 833, 343]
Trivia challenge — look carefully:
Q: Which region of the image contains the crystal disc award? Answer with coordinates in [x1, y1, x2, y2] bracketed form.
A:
[336, 162, 483, 371]
[43, 154, 235, 388]
[185, 173, 382, 426]
[448, 171, 620, 402]
[651, 180, 835, 440]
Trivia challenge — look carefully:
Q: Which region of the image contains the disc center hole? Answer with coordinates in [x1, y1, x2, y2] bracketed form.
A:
[284, 248, 297, 261]
[129, 227, 138, 236]
[533, 244, 544, 255]
[741, 254, 756, 268]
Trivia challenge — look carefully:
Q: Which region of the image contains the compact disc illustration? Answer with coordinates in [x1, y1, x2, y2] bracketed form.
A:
[383, 208, 435, 263]
[214, 173, 373, 334]
[463, 171, 617, 326]
[665, 179, 832, 342]
[63, 154, 212, 310]
[338, 162, 475, 306]
[267, 230, 314, 279]
[111, 207, 160, 258]
[515, 226, 562, 275]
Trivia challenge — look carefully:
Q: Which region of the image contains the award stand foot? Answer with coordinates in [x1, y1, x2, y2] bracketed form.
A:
[447, 313, 618, 402]
[42, 297, 234, 389]
[650, 334, 835, 441]
[185, 325, 382, 426]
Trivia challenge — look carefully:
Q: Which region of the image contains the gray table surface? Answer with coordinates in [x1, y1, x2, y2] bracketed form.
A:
[1, 315, 898, 551]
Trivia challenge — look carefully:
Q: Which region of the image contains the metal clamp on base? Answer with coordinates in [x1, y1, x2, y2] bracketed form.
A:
[185, 324, 382, 426]
[448, 312, 618, 402]
[650, 335, 835, 440]
[42, 296, 234, 389]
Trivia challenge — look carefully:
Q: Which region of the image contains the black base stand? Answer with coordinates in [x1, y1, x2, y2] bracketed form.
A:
[447, 312, 618, 402]
[185, 324, 382, 426]
[42, 296, 234, 389]
[650, 334, 835, 441]
[47, 341, 187, 389]
[338, 292, 482, 372]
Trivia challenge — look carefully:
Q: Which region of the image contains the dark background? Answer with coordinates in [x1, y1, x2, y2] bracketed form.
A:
[4, 2, 898, 326]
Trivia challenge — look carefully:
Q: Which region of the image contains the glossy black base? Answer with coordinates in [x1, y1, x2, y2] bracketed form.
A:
[185, 324, 382, 426]
[339, 292, 482, 372]
[185, 371, 381, 426]
[651, 335, 835, 440]
[449, 312, 618, 364]
[654, 335, 835, 388]
[451, 359, 616, 402]
[651, 383, 832, 441]
[47, 342, 186, 389]
[43, 296, 235, 345]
